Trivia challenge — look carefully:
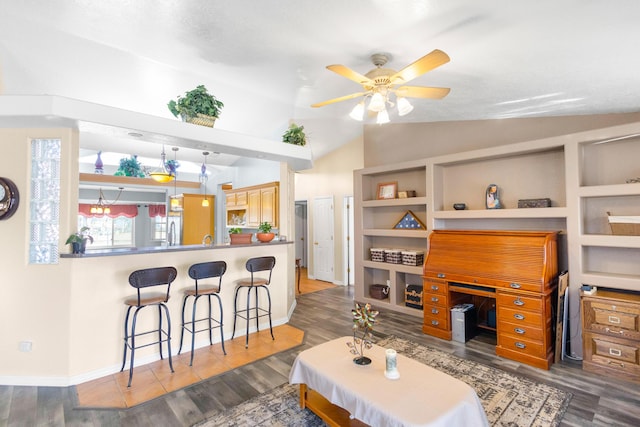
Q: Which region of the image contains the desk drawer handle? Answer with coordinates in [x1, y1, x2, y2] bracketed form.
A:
[608, 360, 625, 368]
[605, 327, 624, 335]
[514, 328, 525, 334]
[514, 314, 525, 320]
[431, 320, 439, 326]
[431, 297, 440, 302]
[609, 348, 622, 357]
[437, 273, 445, 278]
[608, 315, 621, 324]
[431, 308, 439, 314]
[510, 283, 521, 289]
[431, 285, 439, 291]
[515, 342, 526, 349]
[513, 298, 524, 306]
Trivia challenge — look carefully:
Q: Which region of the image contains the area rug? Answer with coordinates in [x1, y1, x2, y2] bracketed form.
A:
[195, 335, 571, 427]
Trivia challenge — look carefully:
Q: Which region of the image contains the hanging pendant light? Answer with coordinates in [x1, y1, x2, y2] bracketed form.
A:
[150, 145, 174, 183]
[170, 147, 181, 210]
[201, 151, 210, 207]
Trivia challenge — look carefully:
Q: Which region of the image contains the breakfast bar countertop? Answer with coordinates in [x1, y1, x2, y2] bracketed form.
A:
[60, 239, 292, 258]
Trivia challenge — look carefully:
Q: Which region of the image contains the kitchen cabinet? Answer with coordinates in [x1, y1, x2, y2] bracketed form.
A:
[182, 193, 214, 245]
[225, 182, 279, 229]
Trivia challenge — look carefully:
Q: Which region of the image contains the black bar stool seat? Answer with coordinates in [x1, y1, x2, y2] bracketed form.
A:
[120, 266, 177, 387]
[179, 261, 227, 366]
[231, 256, 276, 348]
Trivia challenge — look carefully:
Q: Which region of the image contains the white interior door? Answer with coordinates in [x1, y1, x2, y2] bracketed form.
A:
[313, 196, 334, 282]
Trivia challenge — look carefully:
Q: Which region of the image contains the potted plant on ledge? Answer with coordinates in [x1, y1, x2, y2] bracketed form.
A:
[168, 85, 224, 128]
[282, 123, 307, 146]
[229, 227, 253, 245]
[256, 222, 275, 243]
[65, 226, 94, 254]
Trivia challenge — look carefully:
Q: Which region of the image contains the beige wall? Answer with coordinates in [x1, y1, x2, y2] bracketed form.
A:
[363, 112, 640, 167]
[295, 135, 364, 284]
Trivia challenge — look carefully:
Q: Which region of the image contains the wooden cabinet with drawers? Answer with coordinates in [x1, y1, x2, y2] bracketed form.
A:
[582, 288, 640, 383]
[224, 182, 279, 228]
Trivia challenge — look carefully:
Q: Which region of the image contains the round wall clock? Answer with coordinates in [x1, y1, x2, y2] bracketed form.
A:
[0, 177, 20, 220]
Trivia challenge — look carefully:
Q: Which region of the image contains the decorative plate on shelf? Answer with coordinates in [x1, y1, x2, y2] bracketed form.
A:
[393, 210, 425, 230]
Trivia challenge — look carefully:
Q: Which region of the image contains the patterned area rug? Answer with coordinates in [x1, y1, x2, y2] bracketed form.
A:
[195, 336, 571, 427]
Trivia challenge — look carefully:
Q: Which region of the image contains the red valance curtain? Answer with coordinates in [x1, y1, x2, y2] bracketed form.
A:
[148, 204, 166, 218]
[78, 204, 139, 218]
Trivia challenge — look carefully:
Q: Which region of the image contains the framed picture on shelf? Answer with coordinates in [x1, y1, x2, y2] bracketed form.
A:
[377, 181, 398, 200]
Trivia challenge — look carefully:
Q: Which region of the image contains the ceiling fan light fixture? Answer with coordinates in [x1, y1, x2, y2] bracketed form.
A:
[397, 97, 414, 116]
[349, 101, 365, 121]
[368, 92, 386, 112]
[376, 109, 390, 125]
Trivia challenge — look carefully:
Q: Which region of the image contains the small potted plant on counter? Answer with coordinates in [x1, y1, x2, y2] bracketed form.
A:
[229, 227, 252, 245]
[168, 85, 224, 127]
[256, 221, 275, 243]
[65, 226, 94, 254]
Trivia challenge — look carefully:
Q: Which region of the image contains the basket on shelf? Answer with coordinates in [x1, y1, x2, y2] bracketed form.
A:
[401, 250, 424, 266]
[607, 212, 640, 236]
[384, 249, 403, 264]
[370, 248, 386, 262]
[185, 113, 217, 127]
[369, 284, 389, 300]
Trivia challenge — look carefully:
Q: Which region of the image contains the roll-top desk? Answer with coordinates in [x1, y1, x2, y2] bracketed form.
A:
[422, 230, 559, 370]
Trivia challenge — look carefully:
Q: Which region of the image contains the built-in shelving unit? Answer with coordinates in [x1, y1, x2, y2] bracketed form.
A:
[354, 159, 428, 317]
[354, 121, 640, 359]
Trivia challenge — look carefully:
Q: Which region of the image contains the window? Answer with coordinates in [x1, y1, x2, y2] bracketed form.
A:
[151, 215, 167, 241]
[78, 215, 135, 247]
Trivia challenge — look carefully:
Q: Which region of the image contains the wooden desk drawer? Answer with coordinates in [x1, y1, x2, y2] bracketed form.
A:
[423, 310, 449, 331]
[498, 334, 545, 358]
[498, 320, 544, 342]
[424, 305, 447, 317]
[497, 292, 542, 312]
[423, 279, 448, 296]
[423, 293, 449, 306]
[498, 307, 543, 327]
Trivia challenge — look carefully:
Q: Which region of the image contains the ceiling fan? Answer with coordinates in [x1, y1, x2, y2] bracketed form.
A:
[312, 49, 450, 123]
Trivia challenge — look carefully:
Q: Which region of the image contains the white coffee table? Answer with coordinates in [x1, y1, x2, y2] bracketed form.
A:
[289, 336, 488, 427]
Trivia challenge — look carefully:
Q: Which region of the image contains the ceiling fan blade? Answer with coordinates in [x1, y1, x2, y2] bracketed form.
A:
[326, 65, 373, 86]
[390, 49, 450, 84]
[395, 86, 450, 99]
[311, 92, 367, 108]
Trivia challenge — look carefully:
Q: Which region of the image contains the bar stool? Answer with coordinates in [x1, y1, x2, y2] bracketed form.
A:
[231, 256, 276, 348]
[120, 266, 177, 387]
[179, 261, 227, 366]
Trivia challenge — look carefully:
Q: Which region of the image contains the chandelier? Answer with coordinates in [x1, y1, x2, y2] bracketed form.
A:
[149, 145, 174, 183]
[90, 187, 123, 215]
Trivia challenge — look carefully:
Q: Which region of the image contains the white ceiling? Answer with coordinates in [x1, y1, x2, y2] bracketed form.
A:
[1, 0, 640, 168]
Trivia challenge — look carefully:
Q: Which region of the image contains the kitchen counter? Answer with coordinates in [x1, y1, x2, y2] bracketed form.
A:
[60, 240, 291, 258]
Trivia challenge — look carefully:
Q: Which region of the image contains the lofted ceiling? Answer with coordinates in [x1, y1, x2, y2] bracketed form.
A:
[1, 0, 640, 170]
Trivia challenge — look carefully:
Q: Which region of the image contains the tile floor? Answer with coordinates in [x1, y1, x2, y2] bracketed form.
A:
[75, 324, 304, 409]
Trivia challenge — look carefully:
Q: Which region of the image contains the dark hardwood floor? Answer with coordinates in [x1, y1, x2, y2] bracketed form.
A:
[1, 286, 640, 426]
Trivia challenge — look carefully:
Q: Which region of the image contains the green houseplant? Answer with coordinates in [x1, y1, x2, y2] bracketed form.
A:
[229, 227, 252, 245]
[282, 123, 307, 146]
[256, 221, 275, 243]
[65, 226, 94, 254]
[167, 85, 224, 127]
[114, 155, 145, 178]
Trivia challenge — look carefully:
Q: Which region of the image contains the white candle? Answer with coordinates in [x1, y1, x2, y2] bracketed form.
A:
[385, 348, 400, 379]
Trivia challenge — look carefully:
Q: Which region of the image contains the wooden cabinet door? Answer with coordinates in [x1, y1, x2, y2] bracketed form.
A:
[236, 191, 248, 207]
[247, 189, 261, 227]
[225, 192, 236, 207]
[260, 186, 278, 227]
[182, 194, 214, 245]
